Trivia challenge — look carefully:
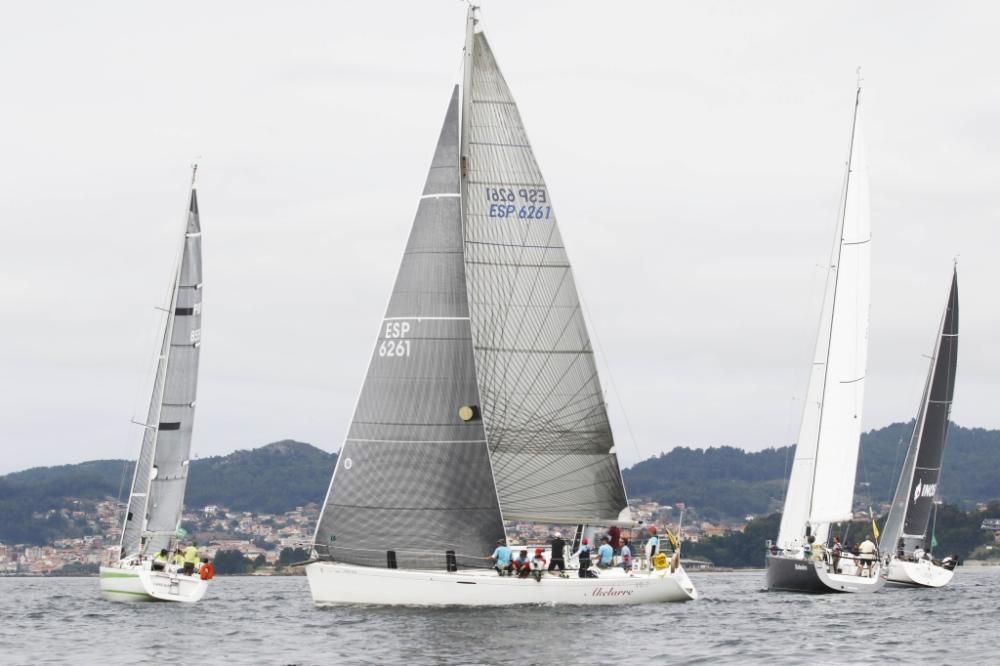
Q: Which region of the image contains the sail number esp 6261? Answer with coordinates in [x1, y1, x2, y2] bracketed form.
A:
[485, 187, 551, 219]
[379, 321, 411, 358]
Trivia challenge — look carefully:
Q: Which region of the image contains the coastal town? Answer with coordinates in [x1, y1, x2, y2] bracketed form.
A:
[0, 498, 723, 575]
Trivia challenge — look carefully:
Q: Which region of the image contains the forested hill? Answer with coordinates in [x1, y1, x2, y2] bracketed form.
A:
[0, 441, 337, 544]
[623, 422, 1000, 520]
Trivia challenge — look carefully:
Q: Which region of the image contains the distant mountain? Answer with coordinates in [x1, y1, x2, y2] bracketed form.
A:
[3, 422, 998, 546]
[0, 440, 336, 545]
[622, 422, 1000, 520]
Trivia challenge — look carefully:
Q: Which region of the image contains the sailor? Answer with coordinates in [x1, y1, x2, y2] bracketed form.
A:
[608, 525, 622, 553]
[513, 549, 530, 578]
[530, 548, 546, 582]
[183, 542, 200, 575]
[645, 526, 660, 559]
[831, 537, 843, 573]
[597, 536, 614, 568]
[547, 532, 566, 574]
[857, 535, 877, 577]
[620, 538, 633, 571]
[173, 548, 186, 569]
[491, 538, 513, 576]
[574, 538, 594, 578]
[942, 554, 958, 571]
[152, 548, 169, 572]
[913, 545, 926, 561]
[198, 557, 215, 581]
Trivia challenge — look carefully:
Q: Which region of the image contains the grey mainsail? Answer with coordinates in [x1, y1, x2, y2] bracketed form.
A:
[881, 269, 959, 555]
[461, 32, 629, 525]
[120, 178, 203, 558]
[314, 88, 507, 570]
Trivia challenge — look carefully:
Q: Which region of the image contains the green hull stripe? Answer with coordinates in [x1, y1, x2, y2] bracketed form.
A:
[100, 572, 140, 579]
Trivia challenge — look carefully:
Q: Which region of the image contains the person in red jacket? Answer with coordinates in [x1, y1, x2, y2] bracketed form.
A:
[198, 558, 215, 581]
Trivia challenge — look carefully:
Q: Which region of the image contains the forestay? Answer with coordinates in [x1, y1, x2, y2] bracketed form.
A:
[121, 184, 203, 558]
[778, 90, 870, 549]
[314, 89, 507, 570]
[461, 33, 629, 525]
[881, 271, 959, 554]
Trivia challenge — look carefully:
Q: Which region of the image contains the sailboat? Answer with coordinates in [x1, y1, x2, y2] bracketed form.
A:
[305, 7, 698, 606]
[766, 82, 884, 593]
[880, 268, 959, 588]
[99, 168, 208, 603]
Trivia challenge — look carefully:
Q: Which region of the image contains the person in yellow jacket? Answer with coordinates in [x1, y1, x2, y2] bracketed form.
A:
[183, 543, 200, 575]
[173, 548, 186, 569]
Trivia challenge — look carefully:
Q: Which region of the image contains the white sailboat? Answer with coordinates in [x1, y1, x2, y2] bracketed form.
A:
[305, 7, 698, 606]
[766, 82, 884, 593]
[100, 168, 208, 603]
[881, 268, 959, 588]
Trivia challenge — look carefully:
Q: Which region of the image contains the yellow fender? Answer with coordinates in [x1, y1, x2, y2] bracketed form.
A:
[652, 553, 668, 570]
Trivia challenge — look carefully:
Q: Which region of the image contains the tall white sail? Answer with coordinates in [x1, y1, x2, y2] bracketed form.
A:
[778, 89, 870, 549]
[120, 178, 203, 558]
[461, 30, 629, 525]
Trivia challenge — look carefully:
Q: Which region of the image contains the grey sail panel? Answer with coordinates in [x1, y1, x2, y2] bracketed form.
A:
[314, 88, 506, 570]
[462, 33, 628, 524]
[901, 271, 959, 544]
[121, 187, 202, 558]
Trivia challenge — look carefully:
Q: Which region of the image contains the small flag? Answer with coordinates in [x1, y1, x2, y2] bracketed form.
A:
[869, 507, 880, 540]
[931, 534, 938, 549]
[176, 527, 188, 538]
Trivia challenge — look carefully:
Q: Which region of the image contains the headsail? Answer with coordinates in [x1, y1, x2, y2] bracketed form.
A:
[313, 88, 507, 570]
[461, 30, 629, 525]
[778, 87, 871, 550]
[880, 270, 959, 555]
[120, 176, 203, 558]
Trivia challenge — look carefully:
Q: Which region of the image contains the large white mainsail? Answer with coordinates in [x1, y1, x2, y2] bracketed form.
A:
[777, 87, 871, 551]
[119, 173, 203, 560]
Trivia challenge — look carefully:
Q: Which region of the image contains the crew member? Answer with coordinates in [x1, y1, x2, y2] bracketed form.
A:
[548, 532, 566, 574]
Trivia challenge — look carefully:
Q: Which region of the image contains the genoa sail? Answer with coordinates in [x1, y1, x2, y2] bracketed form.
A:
[778, 88, 871, 550]
[120, 178, 203, 558]
[880, 270, 959, 555]
[461, 32, 629, 525]
[313, 88, 507, 570]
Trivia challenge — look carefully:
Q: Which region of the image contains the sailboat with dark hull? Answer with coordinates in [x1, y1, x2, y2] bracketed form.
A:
[766, 83, 884, 594]
[305, 8, 697, 606]
[99, 170, 207, 603]
[881, 269, 959, 588]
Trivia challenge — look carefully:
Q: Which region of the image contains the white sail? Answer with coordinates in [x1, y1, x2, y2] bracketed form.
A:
[778, 90, 870, 549]
[119, 176, 203, 559]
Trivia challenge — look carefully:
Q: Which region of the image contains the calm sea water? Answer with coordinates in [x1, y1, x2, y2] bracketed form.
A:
[2, 568, 996, 665]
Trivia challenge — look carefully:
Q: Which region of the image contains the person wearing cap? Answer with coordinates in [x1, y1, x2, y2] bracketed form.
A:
[530, 548, 546, 582]
[597, 536, 614, 568]
[548, 532, 566, 574]
[620, 538, 633, 571]
[573, 538, 595, 578]
[491, 538, 513, 576]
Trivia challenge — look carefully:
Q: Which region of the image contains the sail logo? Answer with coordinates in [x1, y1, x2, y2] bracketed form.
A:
[912, 480, 937, 504]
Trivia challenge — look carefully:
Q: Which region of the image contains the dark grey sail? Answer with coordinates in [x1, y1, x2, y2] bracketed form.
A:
[120, 180, 203, 558]
[881, 270, 959, 555]
[461, 33, 629, 524]
[314, 88, 506, 570]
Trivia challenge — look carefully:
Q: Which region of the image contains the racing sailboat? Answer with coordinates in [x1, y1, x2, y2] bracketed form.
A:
[305, 7, 697, 606]
[99, 168, 208, 603]
[881, 268, 959, 587]
[766, 82, 884, 593]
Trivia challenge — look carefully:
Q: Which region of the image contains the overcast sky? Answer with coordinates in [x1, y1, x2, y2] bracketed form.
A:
[2, 1, 998, 475]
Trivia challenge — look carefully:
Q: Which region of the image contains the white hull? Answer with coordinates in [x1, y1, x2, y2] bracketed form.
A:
[99, 562, 209, 603]
[885, 558, 955, 588]
[306, 561, 697, 606]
